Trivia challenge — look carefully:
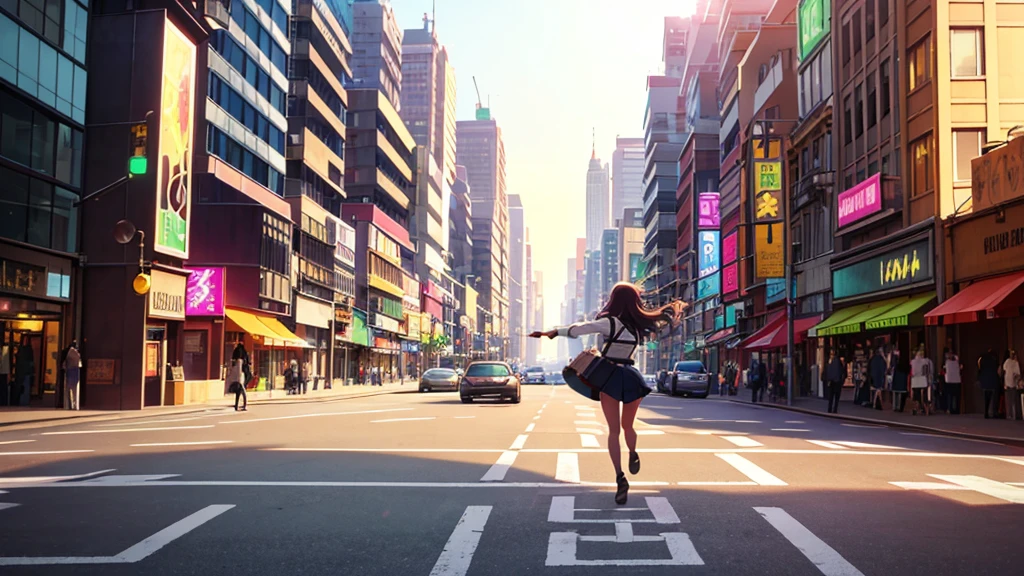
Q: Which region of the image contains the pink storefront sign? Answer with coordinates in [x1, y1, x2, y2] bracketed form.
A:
[722, 263, 738, 293]
[185, 267, 225, 316]
[722, 232, 737, 265]
[698, 193, 720, 228]
[837, 173, 882, 228]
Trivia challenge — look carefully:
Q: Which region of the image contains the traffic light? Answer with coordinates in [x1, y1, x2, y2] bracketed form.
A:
[128, 122, 148, 177]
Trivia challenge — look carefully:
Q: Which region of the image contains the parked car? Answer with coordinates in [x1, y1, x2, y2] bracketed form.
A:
[522, 366, 546, 384]
[460, 361, 521, 403]
[547, 371, 566, 385]
[670, 360, 710, 398]
[419, 368, 459, 392]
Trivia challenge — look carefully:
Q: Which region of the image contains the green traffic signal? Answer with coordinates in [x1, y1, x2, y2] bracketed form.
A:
[128, 155, 148, 176]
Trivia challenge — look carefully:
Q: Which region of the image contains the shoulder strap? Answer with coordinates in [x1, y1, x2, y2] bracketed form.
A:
[600, 318, 619, 356]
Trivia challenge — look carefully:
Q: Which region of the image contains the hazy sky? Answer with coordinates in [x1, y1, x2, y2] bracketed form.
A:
[390, 0, 696, 356]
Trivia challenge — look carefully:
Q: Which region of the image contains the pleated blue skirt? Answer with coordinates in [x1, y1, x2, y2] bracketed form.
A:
[564, 363, 653, 403]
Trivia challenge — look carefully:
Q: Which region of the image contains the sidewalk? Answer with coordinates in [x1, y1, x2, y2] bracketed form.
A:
[722, 389, 1024, 446]
[0, 381, 416, 430]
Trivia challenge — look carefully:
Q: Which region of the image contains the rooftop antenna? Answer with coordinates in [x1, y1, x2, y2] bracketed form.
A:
[591, 128, 596, 160]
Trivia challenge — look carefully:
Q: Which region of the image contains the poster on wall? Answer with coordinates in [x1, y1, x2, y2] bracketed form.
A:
[755, 223, 785, 278]
[697, 272, 720, 300]
[698, 193, 720, 228]
[765, 277, 797, 306]
[185, 267, 224, 316]
[154, 20, 197, 258]
[722, 262, 738, 293]
[754, 161, 783, 222]
[698, 231, 720, 277]
[837, 173, 882, 228]
[145, 342, 160, 377]
[722, 232, 737, 265]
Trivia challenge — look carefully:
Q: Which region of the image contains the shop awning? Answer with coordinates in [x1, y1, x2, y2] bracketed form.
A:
[225, 308, 310, 348]
[864, 292, 936, 331]
[705, 327, 735, 345]
[925, 272, 1024, 326]
[809, 303, 874, 337]
[737, 312, 784, 349]
[745, 314, 822, 351]
[814, 301, 901, 337]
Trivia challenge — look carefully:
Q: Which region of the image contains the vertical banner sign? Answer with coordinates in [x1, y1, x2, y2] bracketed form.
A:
[722, 232, 738, 265]
[754, 161, 783, 222]
[755, 223, 785, 278]
[155, 20, 197, 258]
[698, 193, 720, 228]
[698, 231, 720, 278]
[722, 262, 739, 293]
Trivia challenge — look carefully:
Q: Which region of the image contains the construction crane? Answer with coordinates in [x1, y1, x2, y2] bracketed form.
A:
[472, 76, 490, 121]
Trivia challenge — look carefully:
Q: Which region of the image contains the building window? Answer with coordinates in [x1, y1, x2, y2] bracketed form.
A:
[867, 74, 877, 128]
[880, 59, 891, 117]
[855, 83, 864, 137]
[950, 29, 984, 78]
[952, 130, 983, 182]
[843, 21, 851, 65]
[908, 38, 931, 91]
[910, 136, 932, 197]
[879, 0, 889, 26]
[866, 0, 875, 41]
[844, 95, 853, 144]
[853, 11, 862, 55]
[0, 166, 77, 252]
[63, 0, 88, 64]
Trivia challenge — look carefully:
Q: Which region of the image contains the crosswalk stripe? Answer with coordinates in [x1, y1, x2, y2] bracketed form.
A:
[556, 453, 580, 483]
[755, 507, 865, 576]
[716, 454, 787, 486]
[429, 506, 492, 576]
[806, 440, 849, 450]
[928, 475, 1024, 504]
[479, 451, 519, 482]
[833, 441, 907, 450]
[579, 434, 600, 448]
[722, 436, 763, 447]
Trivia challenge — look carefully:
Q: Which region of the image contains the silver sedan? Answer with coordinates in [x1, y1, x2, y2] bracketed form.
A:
[418, 368, 460, 392]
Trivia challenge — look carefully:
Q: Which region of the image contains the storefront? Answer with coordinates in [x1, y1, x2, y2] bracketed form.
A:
[811, 223, 937, 402]
[224, 307, 309, 390]
[294, 294, 333, 386]
[0, 247, 75, 407]
[181, 267, 227, 404]
[926, 191, 1024, 414]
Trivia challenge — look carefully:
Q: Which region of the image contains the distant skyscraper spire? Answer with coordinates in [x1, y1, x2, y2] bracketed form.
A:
[591, 127, 595, 160]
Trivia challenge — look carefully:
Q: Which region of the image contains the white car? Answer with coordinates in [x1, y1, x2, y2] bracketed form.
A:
[521, 366, 546, 384]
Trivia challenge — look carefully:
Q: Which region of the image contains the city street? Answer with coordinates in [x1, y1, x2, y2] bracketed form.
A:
[1, 386, 1023, 575]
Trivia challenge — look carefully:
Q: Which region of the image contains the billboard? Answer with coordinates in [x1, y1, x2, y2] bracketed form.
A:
[698, 231, 720, 278]
[766, 277, 797, 306]
[697, 272, 720, 300]
[755, 223, 785, 278]
[798, 0, 830, 61]
[628, 253, 642, 283]
[754, 161, 783, 222]
[185, 267, 225, 316]
[837, 173, 883, 228]
[832, 239, 932, 300]
[722, 231, 738, 264]
[698, 193, 720, 228]
[722, 262, 738, 294]
[154, 19, 197, 258]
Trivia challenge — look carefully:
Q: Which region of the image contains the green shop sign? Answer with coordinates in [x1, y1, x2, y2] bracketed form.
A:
[832, 239, 933, 301]
[798, 0, 830, 61]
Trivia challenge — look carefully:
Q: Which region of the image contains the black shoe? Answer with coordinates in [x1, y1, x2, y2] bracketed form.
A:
[628, 452, 640, 475]
[615, 472, 629, 505]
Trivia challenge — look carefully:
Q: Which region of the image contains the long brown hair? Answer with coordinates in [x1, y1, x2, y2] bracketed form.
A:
[596, 283, 685, 337]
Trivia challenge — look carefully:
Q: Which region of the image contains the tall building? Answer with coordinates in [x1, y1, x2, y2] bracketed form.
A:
[508, 194, 526, 362]
[448, 165, 474, 279]
[524, 236, 535, 364]
[345, 89, 416, 227]
[585, 149, 610, 251]
[456, 117, 509, 356]
[401, 23, 457, 185]
[526, 269, 543, 366]
[618, 208, 646, 283]
[1, 0, 90, 407]
[611, 137, 645, 222]
[601, 228, 619, 301]
[351, 0, 403, 111]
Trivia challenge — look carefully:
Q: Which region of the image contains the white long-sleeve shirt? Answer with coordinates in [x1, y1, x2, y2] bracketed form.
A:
[1004, 358, 1021, 389]
[557, 317, 638, 361]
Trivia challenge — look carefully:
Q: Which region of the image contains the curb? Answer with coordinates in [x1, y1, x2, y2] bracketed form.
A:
[718, 398, 1024, 448]
[0, 387, 416, 432]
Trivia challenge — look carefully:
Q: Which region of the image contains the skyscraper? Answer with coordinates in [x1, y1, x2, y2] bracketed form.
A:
[456, 117, 509, 354]
[611, 137, 645, 221]
[351, 0, 403, 111]
[586, 149, 610, 251]
[508, 194, 526, 361]
[401, 23, 457, 185]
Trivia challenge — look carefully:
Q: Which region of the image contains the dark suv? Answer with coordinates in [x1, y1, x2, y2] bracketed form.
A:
[670, 360, 710, 398]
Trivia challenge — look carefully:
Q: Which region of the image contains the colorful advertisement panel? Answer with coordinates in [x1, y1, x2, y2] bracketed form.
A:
[697, 272, 720, 300]
[185, 267, 225, 316]
[765, 277, 797, 306]
[722, 232, 738, 264]
[837, 173, 882, 228]
[628, 253, 642, 283]
[698, 231, 720, 278]
[832, 239, 932, 300]
[754, 161, 783, 222]
[798, 0, 830, 61]
[722, 262, 739, 293]
[755, 223, 785, 278]
[698, 193, 720, 229]
[154, 20, 197, 258]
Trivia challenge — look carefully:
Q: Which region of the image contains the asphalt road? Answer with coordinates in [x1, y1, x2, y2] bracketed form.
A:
[1, 385, 1023, 575]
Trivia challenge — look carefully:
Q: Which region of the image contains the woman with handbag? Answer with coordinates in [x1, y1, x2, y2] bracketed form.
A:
[909, 349, 931, 416]
[228, 359, 247, 411]
[530, 282, 683, 505]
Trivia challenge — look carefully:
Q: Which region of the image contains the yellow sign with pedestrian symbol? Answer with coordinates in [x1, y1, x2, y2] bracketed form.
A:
[754, 161, 783, 222]
[756, 192, 780, 219]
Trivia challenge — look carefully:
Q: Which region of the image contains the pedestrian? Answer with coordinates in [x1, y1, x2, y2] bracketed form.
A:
[891, 349, 909, 413]
[772, 360, 785, 403]
[910, 349, 932, 416]
[979, 348, 1001, 419]
[62, 340, 81, 410]
[869, 347, 887, 410]
[1003, 350, 1022, 421]
[232, 342, 252, 390]
[825, 351, 846, 414]
[749, 358, 763, 403]
[531, 282, 683, 505]
[228, 358, 247, 411]
[14, 340, 34, 407]
[943, 348, 963, 415]
[284, 360, 298, 394]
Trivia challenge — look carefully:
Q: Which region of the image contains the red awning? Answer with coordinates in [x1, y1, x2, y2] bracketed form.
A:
[737, 312, 785, 350]
[705, 327, 735, 345]
[925, 271, 1024, 326]
[744, 314, 822, 351]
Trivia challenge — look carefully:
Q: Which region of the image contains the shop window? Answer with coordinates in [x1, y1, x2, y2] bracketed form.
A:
[952, 129, 983, 182]
[908, 38, 931, 92]
[910, 135, 932, 197]
[950, 29, 984, 78]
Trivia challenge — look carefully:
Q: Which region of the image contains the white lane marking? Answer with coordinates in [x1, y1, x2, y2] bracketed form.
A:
[24, 478, 697, 489]
[785, 420, 805, 424]
[755, 507, 865, 576]
[130, 441, 234, 447]
[556, 453, 581, 483]
[480, 451, 518, 482]
[533, 416, 541, 420]
[928, 475, 1024, 504]
[735, 420, 762, 424]
[525, 423, 536, 432]
[0, 504, 234, 566]
[840, 423, 886, 429]
[716, 454, 787, 486]
[41, 426, 214, 435]
[221, 407, 413, 424]
[370, 417, 437, 424]
[0, 503, 19, 511]
[546, 532, 704, 566]
[579, 434, 600, 448]
[646, 496, 682, 524]
[574, 405, 592, 410]
[722, 436, 763, 447]
[995, 457, 1024, 467]
[0, 440, 35, 445]
[636, 430, 665, 436]
[891, 481, 967, 491]
[806, 440, 849, 450]
[833, 441, 907, 450]
[428, 506, 492, 576]
[771, 428, 811, 433]
[93, 415, 225, 426]
[0, 470, 114, 485]
[678, 481, 757, 486]
[615, 522, 633, 542]
[266, 448, 508, 453]
[510, 435, 529, 450]
[0, 450, 94, 456]
[898, 433, 1003, 446]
